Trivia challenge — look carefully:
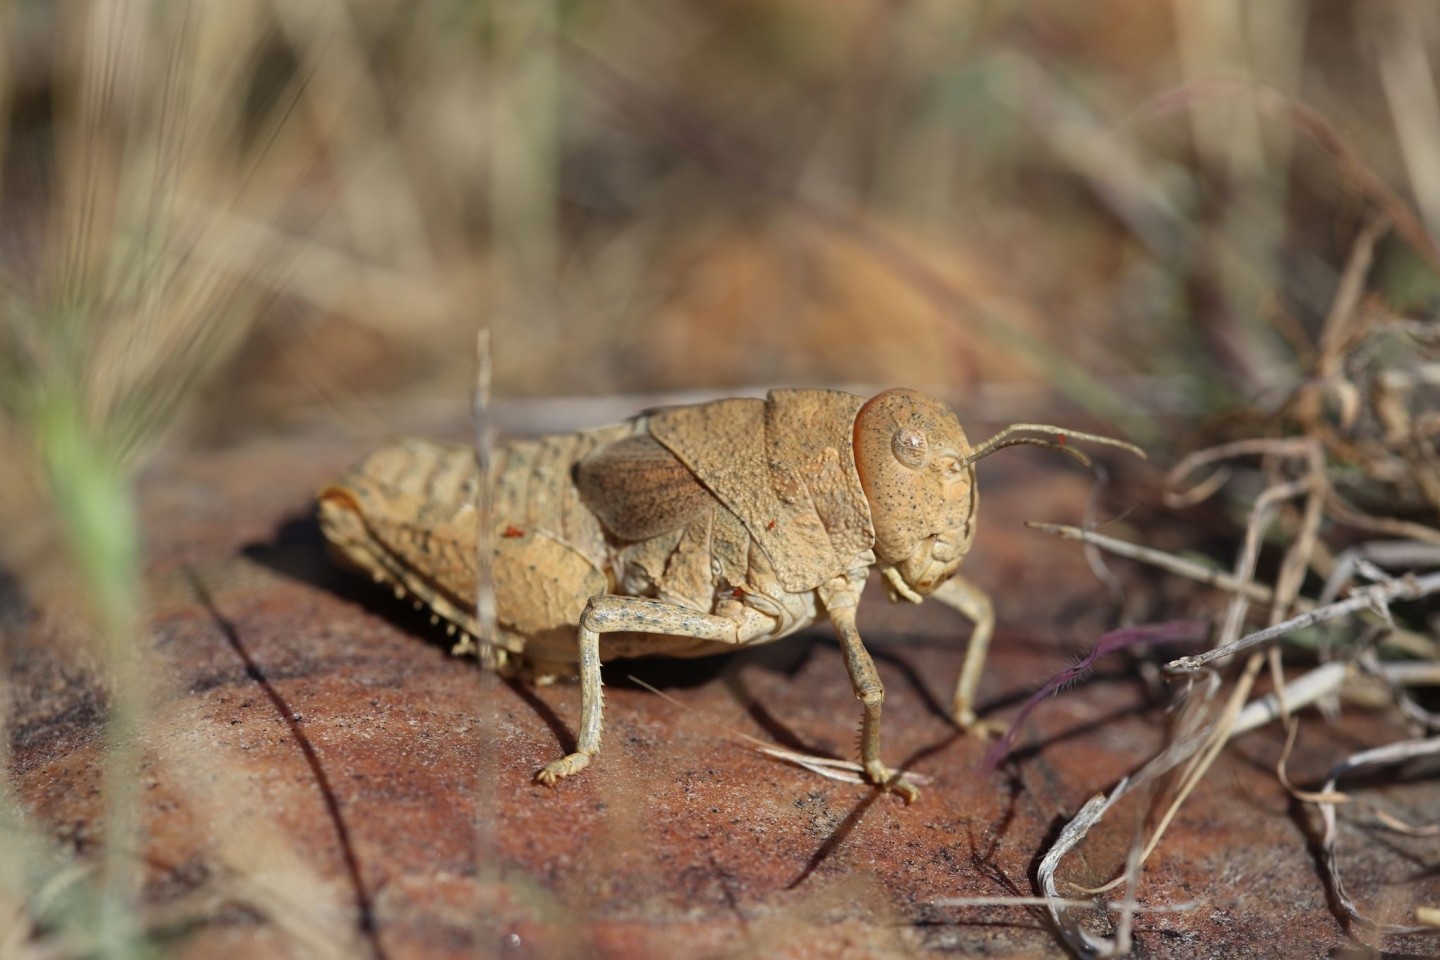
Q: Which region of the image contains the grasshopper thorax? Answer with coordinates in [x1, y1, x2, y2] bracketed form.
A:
[853, 389, 977, 602]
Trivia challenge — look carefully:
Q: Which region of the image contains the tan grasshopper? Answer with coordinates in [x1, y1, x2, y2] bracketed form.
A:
[317, 388, 1141, 800]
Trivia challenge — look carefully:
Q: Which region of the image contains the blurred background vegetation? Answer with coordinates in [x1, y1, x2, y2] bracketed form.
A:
[4, 1, 1439, 448]
[1, 0, 1439, 954]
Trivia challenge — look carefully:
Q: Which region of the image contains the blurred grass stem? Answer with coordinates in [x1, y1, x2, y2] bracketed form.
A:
[36, 388, 146, 958]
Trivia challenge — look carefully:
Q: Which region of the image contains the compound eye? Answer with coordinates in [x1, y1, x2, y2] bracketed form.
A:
[891, 427, 928, 469]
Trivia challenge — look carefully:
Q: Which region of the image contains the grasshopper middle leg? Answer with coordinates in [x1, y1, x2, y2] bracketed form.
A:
[931, 574, 1001, 735]
[534, 596, 743, 786]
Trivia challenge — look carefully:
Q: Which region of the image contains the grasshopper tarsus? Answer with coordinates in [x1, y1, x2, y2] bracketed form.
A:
[535, 752, 591, 786]
[887, 774, 921, 805]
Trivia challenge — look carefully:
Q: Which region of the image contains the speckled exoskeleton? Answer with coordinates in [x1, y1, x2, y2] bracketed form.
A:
[317, 388, 1141, 800]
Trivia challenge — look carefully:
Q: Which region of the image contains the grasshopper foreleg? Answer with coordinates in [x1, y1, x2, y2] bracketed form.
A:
[821, 578, 920, 803]
[534, 596, 743, 786]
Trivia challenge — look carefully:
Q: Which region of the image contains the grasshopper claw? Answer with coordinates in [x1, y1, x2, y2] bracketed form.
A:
[890, 779, 921, 804]
[864, 759, 920, 804]
[535, 752, 591, 786]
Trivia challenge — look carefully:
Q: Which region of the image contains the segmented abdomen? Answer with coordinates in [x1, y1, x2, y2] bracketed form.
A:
[491, 422, 637, 576]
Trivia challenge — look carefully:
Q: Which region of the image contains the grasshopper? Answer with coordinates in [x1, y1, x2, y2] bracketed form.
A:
[317, 388, 1141, 800]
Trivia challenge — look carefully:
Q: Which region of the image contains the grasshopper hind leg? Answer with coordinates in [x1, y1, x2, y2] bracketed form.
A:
[533, 617, 603, 785]
[534, 596, 744, 787]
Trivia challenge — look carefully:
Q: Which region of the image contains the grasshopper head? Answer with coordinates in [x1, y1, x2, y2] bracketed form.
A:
[853, 389, 977, 602]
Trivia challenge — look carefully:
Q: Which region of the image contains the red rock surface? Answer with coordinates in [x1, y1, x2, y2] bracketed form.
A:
[5, 418, 1437, 958]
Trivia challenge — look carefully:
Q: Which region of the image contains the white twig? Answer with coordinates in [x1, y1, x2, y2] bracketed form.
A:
[1038, 787, 1132, 959]
[933, 894, 1202, 913]
[1165, 572, 1440, 674]
[1316, 736, 1440, 935]
[1229, 661, 1350, 738]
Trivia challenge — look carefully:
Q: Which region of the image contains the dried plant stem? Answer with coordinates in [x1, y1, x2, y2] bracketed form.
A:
[1314, 214, 1387, 380]
[1268, 469, 1327, 625]
[1164, 437, 1319, 507]
[1319, 541, 1440, 603]
[1026, 522, 1275, 603]
[1165, 571, 1440, 674]
[1229, 660, 1348, 737]
[1215, 475, 1313, 648]
[1325, 492, 1440, 545]
[1389, 662, 1440, 686]
[933, 894, 1201, 913]
[472, 330, 498, 674]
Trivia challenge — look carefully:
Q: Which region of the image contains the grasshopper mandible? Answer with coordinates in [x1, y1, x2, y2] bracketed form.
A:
[317, 388, 1142, 800]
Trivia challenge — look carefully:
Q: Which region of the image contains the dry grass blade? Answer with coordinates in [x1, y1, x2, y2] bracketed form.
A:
[1163, 438, 1320, 508]
[625, 676, 930, 793]
[468, 327, 506, 947]
[1371, 661, 1440, 687]
[1320, 543, 1440, 604]
[1372, 4, 1440, 248]
[753, 748, 931, 789]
